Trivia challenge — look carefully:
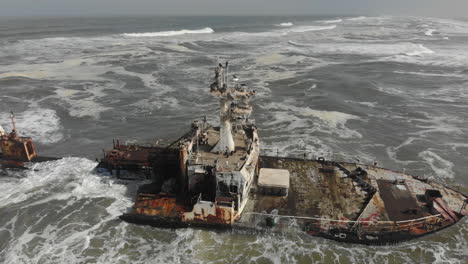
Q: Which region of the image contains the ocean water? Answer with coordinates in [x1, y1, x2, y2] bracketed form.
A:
[0, 15, 467, 263]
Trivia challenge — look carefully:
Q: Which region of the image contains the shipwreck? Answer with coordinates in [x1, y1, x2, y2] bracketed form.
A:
[95, 63, 467, 244]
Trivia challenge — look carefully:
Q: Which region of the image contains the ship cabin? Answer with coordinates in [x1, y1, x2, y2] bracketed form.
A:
[183, 121, 259, 224]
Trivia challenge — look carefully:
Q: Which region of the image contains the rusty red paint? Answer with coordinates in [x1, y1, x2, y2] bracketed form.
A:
[1, 132, 37, 162]
[132, 194, 185, 218]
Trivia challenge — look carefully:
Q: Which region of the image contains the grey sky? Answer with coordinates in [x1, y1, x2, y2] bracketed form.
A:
[0, 0, 466, 18]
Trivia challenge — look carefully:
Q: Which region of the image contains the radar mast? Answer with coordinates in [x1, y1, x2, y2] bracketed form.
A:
[209, 62, 254, 153]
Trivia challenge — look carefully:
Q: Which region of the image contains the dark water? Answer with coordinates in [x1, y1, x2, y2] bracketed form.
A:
[0, 15, 467, 263]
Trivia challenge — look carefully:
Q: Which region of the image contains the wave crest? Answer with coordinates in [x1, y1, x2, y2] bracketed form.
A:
[122, 27, 214, 37]
[275, 22, 294, 27]
[346, 16, 367, 21]
[425, 29, 436, 36]
[288, 25, 336, 33]
[404, 44, 434, 56]
[320, 19, 343, 24]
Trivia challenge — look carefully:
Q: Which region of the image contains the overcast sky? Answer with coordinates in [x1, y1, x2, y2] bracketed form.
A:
[0, 0, 466, 18]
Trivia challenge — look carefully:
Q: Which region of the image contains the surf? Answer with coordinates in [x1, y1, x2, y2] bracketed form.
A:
[122, 27, 214, 37]
[274, 22, 294, 27]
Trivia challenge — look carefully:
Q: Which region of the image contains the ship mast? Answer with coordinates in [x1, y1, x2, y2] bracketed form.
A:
[210, 62, 254, 153]
[10, 111, 18, 138]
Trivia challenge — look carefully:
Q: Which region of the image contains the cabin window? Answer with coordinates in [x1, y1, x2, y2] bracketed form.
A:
[229, 185, 238, 193]
[218, 181, 229, 193]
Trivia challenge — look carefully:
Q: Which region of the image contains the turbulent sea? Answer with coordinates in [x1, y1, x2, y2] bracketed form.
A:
[0, 15, 467, 263]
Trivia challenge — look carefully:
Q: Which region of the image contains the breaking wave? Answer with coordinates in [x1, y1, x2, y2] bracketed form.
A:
[320, 19, 343, 24]
[122, 27, 214, 37]
[288, 41, 435, 57]
[0, 109, 63, 144]
[425, 29, 436, 36]
[404, 44, 434, 56]
[275, 22, 294, 27]
[346, 16, 367, 21]
[288, 25, 336, 33]
[418, 150, 455, 179]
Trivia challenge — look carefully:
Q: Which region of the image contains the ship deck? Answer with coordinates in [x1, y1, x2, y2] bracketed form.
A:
[237, 156, 467, 231]
[242, 157, 369, 223]
[122, 155, 467, 244]
[190, 127, 251, 171]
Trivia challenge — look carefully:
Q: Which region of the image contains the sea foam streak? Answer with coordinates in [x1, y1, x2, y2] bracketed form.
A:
[288, 25, 336, 33]
[425, 29, 436, 36]
[0, 109, 63, 144]
[404, 44, 434, 56]
[418, 150, 455, 179]
[320, 19, 343, 24]
[346, 16, 367, 21]
[122, 27, 214, 37]
[275, 22, 294, 27]
[288, 41, 435, 57]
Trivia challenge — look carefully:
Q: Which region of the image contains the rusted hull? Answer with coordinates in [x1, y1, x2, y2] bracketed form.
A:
[119, 155, 467, 245]
[306, 219, 456, 245]
[120, 210, 457, 245]
[300, 213, 455, 244]
[120, 213, 235, 230]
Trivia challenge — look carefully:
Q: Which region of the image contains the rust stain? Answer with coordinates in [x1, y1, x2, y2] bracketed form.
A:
[1, 131, 37, 162]
[133, 194, 185, 218]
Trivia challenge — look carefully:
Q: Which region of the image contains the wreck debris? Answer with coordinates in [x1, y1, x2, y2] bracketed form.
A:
[0, 112, 59, 168]
[0, 112, 37, 167]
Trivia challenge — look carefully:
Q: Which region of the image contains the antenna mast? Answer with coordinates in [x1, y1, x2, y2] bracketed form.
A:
[209, 62, 255, 154]
[10, 111, 18, 137]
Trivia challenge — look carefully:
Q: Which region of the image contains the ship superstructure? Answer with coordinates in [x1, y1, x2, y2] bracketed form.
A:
[103, 63, 261, 226]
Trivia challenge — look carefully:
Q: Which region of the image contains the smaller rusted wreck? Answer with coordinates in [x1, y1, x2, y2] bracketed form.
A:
[97, 63, 467, 245]
[0, 112, 58, 169]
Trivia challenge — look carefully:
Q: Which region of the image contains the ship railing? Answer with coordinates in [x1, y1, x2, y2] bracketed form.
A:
[116, 138, 175, 148]
[243, 212, 446, 233]
[261, 149, 377, 165]
[190, 193, 203, 206]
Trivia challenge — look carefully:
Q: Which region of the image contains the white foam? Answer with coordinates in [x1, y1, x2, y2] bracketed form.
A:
[289, 41, 438, 60]
[288, 25, 337, 33]
[256, 53, 306, 65]
[346, 16, 367, 21]
[0, 158, 147, 264]
[261, 102, 362, 139]
[393, 71, 463, 78]
[122, 27, 214, 37]
[404, 44, 434, 56]
[320, 19, 343, 24]
[418, 150, 454, 179]
[425, 29, 436, 36]
[411, 114, 463, 137]
[287, 40, 310, 47]
[386, 137, 420, 165]
[129, 96, 180, 114]
[0, 71, 49, 79]
[0, 109, 63, 144]
[275, 22, 294, 27]
[345, 100, 377, 107]
[53, 83, 114, 119]
[164, 43, 195, 52]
